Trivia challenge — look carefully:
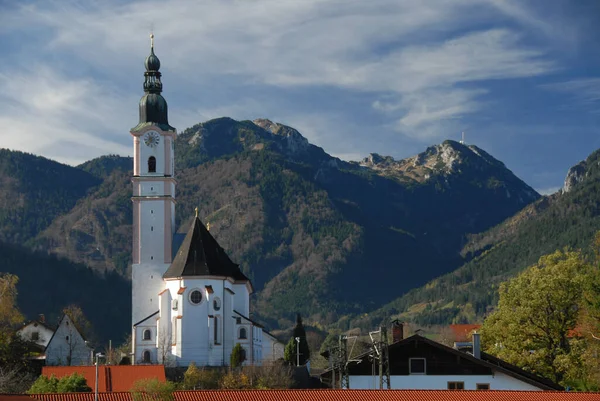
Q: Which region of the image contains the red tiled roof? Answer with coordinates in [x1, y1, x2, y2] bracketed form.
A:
[41, 365, 165, 392]
[25, 390, 600, 401]
[449, 324, 481, 342]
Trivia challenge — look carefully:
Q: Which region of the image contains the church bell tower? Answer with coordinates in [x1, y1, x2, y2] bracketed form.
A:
[130, 35, 177, 327]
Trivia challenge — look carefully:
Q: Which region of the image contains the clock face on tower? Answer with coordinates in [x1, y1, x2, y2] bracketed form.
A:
[143, 131, 160, 147]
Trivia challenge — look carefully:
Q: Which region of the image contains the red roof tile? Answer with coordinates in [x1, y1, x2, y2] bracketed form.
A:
[177, 287, 186, 295]
[25, 389, 600, 401]
[449, 324, 481, 342]
[41, 365, 165, 393]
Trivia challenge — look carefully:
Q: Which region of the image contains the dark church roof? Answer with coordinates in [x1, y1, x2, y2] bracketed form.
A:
[163, 215, 250, 283]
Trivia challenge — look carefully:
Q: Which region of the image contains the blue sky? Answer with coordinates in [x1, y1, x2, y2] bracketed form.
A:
[1, 0, 600, 194]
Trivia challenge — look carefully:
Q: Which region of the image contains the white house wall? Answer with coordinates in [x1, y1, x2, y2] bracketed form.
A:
[263, 334, 284, 362]
[232, 283, 249, 316]
[134, 325, 157, 364]
[349, 372, 543, 391]
[45, 316, 91, 366]
[17, 323, 54, 348]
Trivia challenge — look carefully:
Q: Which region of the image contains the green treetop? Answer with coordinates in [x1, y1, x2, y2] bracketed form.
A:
[481, 250, 590, 387]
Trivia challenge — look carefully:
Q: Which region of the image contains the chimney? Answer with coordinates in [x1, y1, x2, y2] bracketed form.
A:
[392, 320, 403, 343]
[39, 314, 45, 323]
[472, 332, 481, 359]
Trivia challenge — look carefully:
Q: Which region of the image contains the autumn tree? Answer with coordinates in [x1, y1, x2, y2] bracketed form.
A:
[130, 378, 175, 401]
[0, 273, 24, 335]
[481, 250, 589, 386]
[62, 305, 94, 340]
[183, 362, 221, 389]
[248, 361, 295, 389]
[0, 273, 30, 379]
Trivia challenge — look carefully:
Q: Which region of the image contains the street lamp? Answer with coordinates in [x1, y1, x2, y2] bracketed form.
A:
[94, 352, 105, 401]
[295, 337, 300, 366]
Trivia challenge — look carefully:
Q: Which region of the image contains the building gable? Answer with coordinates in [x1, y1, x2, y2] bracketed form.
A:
[338, 335, 561, 391]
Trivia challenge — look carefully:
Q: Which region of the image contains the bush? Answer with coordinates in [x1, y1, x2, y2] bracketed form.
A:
[230, 343, 246, 368]
[28, 373, 90, 394]
[130, 378, 176, 401]
[183, 362, 221, 390]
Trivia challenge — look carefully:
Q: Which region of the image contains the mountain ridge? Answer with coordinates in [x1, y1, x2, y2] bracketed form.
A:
[0, 117, 541, 337]
[352, 147, 600, 330]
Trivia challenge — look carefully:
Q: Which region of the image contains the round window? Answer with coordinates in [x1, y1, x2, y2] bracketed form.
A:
[213, 297, 221, 311]
[190, 290, 202, 305]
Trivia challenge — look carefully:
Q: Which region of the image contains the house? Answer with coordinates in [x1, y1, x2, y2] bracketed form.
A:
[20, 389, 600, 401]
[321, 334, 561, 391]
[16, 314, 91, 366]
[41, 365, 166, 392]
[44, 314, 92, 366]
[16, 316, 55, 357]
[447, 324, 481, 350]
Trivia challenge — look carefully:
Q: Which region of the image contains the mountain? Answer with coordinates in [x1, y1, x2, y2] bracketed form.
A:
[0, 149, 100, 244]
[354, 147, 600, 330]
[0, 117, 539, 336]
[0, 240, 130, 344]
[78, 155, 133, 179]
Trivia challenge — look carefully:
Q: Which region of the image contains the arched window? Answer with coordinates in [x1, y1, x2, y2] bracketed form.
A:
[143, 329, 152, 341]
[148, 156, 156, 173]
[239, 327, 247, 340]
[143, 350, 151, 363]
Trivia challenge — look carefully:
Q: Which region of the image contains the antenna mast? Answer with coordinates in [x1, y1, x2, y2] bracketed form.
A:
[460, 131, 465, 145]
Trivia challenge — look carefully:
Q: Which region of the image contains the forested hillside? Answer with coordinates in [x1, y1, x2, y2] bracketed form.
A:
[353, 148, 600, 330]
[0, 240, 130, 343]
[0, 149, 100, 244]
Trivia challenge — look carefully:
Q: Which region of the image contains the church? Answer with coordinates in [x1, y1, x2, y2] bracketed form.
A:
[129, 36, 283, 366]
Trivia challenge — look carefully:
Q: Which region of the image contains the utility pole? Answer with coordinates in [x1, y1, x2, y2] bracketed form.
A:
[339, 335, 349, 389]
[379, 327, 390, 390]
[94, 353, 104, 401]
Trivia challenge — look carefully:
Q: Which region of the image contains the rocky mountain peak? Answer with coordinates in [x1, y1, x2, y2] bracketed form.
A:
[358, 140, 504, 183]
[253, 118, 309, 154]
[360, 153, 395, 168]
[563, 161, 587, 193]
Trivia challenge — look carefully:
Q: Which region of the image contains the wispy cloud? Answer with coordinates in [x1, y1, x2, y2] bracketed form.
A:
[0, 0, 582, 168]
[541, 78, 600, 113]
[0, 66, 132, 164]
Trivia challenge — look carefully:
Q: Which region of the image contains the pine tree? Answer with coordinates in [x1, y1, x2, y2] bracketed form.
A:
[290, 313, 310, 365]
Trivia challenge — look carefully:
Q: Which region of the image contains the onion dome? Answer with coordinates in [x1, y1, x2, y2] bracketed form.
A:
[144, 43, 161, 71]
[131, 34, 175, 132]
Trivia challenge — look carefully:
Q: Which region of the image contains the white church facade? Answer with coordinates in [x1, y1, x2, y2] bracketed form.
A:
[130, 36, 283, 366]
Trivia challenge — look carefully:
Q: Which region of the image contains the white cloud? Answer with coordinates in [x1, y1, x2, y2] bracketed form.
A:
[0, 66, 133, 164]
[0, 0, 564, 163]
